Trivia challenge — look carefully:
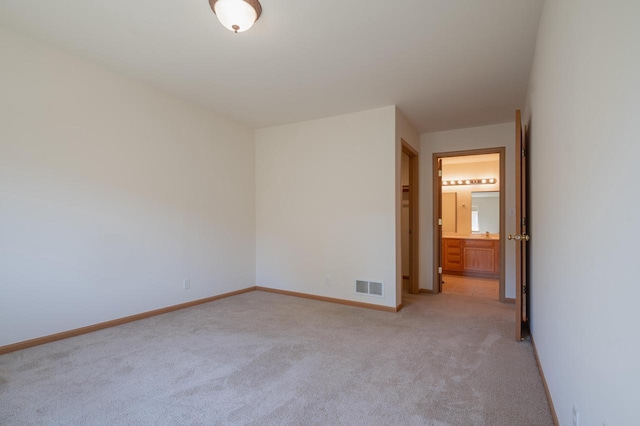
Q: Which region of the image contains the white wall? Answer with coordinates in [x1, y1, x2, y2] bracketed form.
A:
[419, 123, 516, 296]
[525, 1, 640, 425]
[0, 27, 256, 346]
[256, 106, 398, 308]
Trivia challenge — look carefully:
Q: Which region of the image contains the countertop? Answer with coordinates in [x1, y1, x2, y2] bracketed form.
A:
[442, 234, 500, 240]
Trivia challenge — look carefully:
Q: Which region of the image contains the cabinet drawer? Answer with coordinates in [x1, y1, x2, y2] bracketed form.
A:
[464, 239, 496, 248]
[446, 254, 461, 262]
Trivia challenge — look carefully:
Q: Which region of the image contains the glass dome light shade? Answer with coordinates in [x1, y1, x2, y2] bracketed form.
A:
[210, 0, 262, 33]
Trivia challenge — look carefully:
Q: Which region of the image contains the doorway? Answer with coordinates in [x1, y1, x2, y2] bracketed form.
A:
[401, 140, 419, 296]
[432, 148, 506, 301]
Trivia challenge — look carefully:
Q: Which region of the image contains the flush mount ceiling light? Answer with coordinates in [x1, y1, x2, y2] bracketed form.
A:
[209, 0, 262, 33]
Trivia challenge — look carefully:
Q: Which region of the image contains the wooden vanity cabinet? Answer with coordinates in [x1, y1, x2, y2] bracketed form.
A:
[442, 238, 499, 278]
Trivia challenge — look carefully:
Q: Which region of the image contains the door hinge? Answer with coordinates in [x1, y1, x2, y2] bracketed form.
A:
[438, 267, 442, 274]
[523, 285, 527, 294]
[438, 170, 442, 177]
[438, 218, 442, 226]
[522, 217, 527, 226]
[522, 148, 527, 158]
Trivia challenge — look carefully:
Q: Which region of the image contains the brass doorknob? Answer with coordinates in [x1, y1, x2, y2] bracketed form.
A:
[508, 234, 530, 241]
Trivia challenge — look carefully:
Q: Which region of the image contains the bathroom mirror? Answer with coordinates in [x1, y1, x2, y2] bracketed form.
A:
[471, 191, 499, 234]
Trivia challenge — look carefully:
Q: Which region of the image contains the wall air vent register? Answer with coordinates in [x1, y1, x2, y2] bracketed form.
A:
[355, 280, 384, 297]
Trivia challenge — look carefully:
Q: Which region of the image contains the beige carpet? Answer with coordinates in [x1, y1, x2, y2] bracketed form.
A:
[0, 290, 553, 425]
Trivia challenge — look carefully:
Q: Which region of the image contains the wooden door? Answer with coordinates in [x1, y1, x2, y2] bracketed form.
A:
[513, 110, 530, 341]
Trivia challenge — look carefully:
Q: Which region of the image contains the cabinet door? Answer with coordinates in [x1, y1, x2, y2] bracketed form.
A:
[463, 240, 498, 274]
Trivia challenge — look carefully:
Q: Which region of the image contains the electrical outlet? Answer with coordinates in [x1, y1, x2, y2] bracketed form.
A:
[183, 278, 190, 290]
[572, 405, 579, 426]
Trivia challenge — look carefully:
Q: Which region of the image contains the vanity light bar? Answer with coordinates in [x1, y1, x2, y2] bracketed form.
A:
[442, 178, 497, 186]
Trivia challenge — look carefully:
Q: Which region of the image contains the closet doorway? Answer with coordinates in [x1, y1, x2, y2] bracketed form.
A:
[401, 140, 419, 296]
[432, 148, 506, 301]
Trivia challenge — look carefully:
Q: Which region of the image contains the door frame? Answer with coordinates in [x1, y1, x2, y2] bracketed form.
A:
[514, 110, 528, 340]
[402, 140, 420, 295]
[432, 147, 506, 301]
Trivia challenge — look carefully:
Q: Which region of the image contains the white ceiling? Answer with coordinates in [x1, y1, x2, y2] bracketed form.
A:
[0, 0, 544, 133]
